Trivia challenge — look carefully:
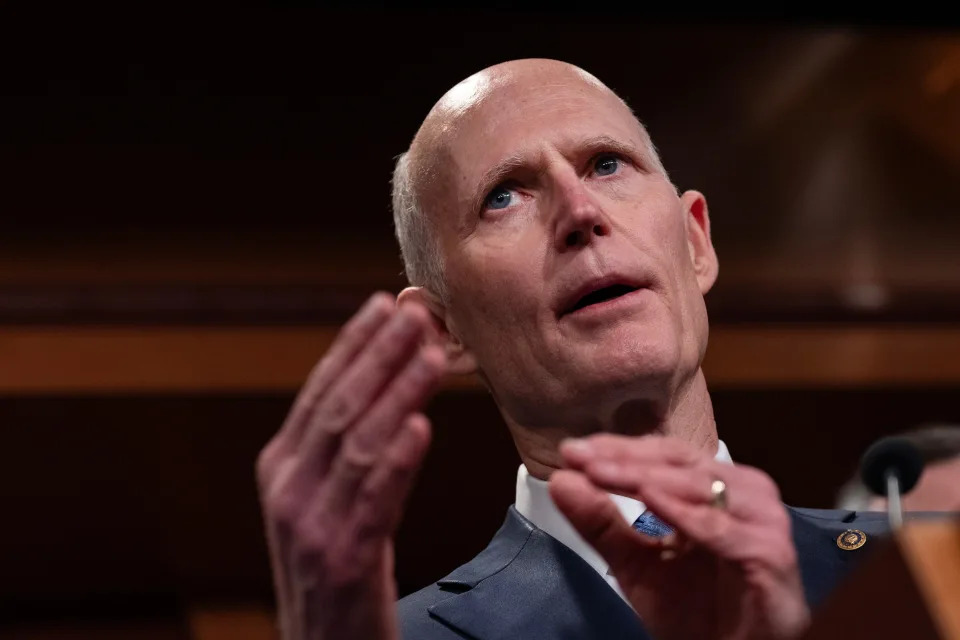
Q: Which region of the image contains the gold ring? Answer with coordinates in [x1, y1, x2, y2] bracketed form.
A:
[710, 479, 727, 510]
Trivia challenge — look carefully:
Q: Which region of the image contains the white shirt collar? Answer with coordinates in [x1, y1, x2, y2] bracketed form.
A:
[514, 439, 732, 599]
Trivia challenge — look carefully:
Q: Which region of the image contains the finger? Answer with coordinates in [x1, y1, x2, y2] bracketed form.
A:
[560, 434, 700, 471]
[549, 470, 663, 571]
[350, 413, 433, 540]
[643, 483, 796, 567]
[273, 292, 395, 454]
[636, 484, 757, 559]
[581, 460, 777, 523]
[322, 344, 446, 516]
[342, 344, 446, 466]
[300, 302, 433, 473]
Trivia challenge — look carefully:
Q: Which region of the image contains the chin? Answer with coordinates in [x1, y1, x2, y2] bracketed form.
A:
[571, 333, 683, 395]
[498, 340, 683, 430]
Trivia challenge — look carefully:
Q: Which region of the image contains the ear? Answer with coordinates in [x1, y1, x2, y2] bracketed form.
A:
[396, 286, 478, 376]
[680, 190, 719, 295]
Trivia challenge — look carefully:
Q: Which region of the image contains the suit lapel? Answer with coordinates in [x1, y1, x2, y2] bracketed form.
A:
[427, 507, 648, 640]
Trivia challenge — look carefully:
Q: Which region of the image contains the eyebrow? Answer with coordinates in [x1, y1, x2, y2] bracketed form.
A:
[468, 134, 648, 214]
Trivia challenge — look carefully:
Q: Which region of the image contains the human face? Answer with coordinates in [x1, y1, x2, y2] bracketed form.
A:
[424, 65, 717, 429]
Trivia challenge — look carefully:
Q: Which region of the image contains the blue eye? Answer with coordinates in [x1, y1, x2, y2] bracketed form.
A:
[484, 186, 513, 210]
[594, 155, 620, 176]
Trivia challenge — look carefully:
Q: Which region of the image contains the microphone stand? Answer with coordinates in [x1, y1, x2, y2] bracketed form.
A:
[885, 470, 903, 531]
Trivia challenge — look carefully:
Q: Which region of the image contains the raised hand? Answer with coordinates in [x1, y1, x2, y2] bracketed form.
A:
[256, 293, 447, 640]
[550, 435, 810, 640]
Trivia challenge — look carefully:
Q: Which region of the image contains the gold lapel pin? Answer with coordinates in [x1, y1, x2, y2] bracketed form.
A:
[836, 529, 867, 551]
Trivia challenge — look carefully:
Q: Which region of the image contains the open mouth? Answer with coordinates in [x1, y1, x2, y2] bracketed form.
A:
[565, 283, 640, 315]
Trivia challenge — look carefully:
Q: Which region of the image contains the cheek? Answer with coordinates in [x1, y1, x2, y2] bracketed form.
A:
[459, 227, 545, 295]
[447, 247, 543, 327]
[623, 205, 692, 287]
[626, 205, 706, 344]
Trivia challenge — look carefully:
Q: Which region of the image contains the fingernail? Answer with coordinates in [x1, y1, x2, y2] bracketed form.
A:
[561, 438, 593, 456]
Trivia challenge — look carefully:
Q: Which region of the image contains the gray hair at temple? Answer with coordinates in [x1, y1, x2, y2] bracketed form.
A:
[391, 151, 448, 299]
[835, 424, 960, 510]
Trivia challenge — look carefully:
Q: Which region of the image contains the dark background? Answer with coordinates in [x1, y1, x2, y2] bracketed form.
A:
[0, 6, 958, 639]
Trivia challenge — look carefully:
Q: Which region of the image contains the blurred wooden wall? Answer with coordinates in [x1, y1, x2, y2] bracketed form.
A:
[1, 9, 959, 639]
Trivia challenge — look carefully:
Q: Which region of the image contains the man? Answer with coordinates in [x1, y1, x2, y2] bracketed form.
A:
[837, 425, 960, 512]
[255, 59, 893, 640]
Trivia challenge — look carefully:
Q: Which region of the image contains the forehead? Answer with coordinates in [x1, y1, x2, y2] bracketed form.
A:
[414, 73, 646, 214]
[450, 78, 640, 172]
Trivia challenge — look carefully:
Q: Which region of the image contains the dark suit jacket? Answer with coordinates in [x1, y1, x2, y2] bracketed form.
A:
[397, 505, 893, 640]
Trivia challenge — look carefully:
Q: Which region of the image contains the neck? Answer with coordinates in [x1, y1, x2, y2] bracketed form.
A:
[508, 369, 718, 480]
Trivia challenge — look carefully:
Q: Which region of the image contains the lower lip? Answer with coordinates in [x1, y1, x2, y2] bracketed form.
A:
[563, 288, 649, 320]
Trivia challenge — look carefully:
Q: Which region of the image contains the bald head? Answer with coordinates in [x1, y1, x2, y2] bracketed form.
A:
[416, 60, 618, 147]
[392, 59, 666, 296]
[411, 60, 661, 186]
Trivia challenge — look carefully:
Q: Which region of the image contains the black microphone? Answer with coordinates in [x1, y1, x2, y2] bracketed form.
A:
[860, 436, 924, 530]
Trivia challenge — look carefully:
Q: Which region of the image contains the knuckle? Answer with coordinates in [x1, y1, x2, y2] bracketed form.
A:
[339, 442, 377, 476]
[255, 447, 278, 486]
[696, 508, 730, 545]
[355, 480, 381, 509]
[318, 393, 357, 430]
[291, 522, 332, 564]
[266, 490, 302, 528]
[352, 496, 391, 537]
[255, 440, 291, 485]
[263, 465, 305, 523]
[345, 426, 382, 460]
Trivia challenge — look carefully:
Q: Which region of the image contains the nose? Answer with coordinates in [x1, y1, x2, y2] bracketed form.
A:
[551, 172, 611, 252]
